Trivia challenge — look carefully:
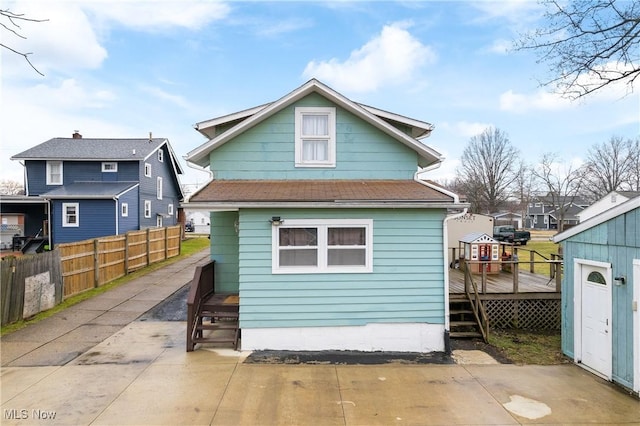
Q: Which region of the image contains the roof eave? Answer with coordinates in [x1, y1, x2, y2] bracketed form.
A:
[182, 200, 461, 210]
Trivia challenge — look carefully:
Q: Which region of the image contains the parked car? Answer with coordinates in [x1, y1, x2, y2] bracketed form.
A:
[185, 222, 194, 232]
[493, 225, 531, 245]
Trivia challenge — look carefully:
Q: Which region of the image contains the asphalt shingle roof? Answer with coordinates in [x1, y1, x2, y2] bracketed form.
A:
[189, 180, 454, 203]
[12, 138, 167, 161]
[42, 182, 138, 198]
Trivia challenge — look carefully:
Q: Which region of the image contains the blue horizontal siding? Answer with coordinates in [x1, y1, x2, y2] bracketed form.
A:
[561, 206, 639, 390]
[51, 199, 117, 245]
[237, 208, 446, 329]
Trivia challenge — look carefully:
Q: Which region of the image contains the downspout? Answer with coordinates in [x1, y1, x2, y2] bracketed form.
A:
[46, 199, 52, 249]
[114, 197, 119, 235]
[414, 165, 464, 353]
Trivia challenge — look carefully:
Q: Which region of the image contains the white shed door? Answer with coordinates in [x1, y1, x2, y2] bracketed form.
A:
[580, 265, 611, 378]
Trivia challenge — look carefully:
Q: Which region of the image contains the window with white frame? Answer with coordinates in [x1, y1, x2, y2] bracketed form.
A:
[168, 204, 173, 215]
[273, 219, 372, 274]
[156, 177, 163, 200]
[102, 162, 117, 172]
[62, 203, 79, 227]
[157, 149, 163, 162]
[121, 202, 128, 217]
[295, 107, 336, 167]
[144, 163, 151, 177]
[156, 215, 163, 227]
[46, 161, 63, 185]
[144, 200, 151, 218]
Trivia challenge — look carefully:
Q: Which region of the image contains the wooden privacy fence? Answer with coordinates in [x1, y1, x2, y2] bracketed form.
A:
[58, 226, 182, 297]
[1, 250, 63, 326]
[1, 226, 181, 326]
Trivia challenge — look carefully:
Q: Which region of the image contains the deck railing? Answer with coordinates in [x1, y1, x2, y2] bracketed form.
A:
[186, 260, 215, 351]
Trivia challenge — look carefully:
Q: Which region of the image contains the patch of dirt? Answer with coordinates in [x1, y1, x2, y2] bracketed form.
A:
[450, 338, 514, 364]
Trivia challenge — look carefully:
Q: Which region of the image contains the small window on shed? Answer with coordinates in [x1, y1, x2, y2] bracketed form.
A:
[587, 271, 607, 285]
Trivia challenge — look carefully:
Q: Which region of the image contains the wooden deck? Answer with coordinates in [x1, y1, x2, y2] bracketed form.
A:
[449, 268, 559, 295]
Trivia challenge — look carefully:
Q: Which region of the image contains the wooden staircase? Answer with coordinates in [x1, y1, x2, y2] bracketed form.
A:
[449, 264, 490, 343]
[450, 294, 484, 339]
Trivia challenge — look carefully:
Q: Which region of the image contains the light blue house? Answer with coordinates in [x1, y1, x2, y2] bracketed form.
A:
[185, 79, 465, 352]
[553, 195, 640, 394]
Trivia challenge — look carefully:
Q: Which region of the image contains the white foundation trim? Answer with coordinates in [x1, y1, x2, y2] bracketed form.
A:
[241, 323, 445, 352]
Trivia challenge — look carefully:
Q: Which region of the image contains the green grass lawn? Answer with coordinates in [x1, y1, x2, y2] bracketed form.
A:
[509, 240, 562, 276]
[1, 236, 210, 336]
[489, 329, 569, 365]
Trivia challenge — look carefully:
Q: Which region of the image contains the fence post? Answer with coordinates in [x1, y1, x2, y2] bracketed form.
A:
[94, 239, 99, 288]
[146, 228, 151, 267]
[555, 261, 562, 292]
[482, 262, 487, 293]
[124, 232, 130, 274]
[164, 227, 169, 260]
[529, 250, 535, 274]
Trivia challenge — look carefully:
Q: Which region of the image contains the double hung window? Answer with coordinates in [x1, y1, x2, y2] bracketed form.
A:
[62, 203, 79, 227]
[273, 219, 372, 273]
[46, 161, 63, 185]
[295, 107, 336, 167]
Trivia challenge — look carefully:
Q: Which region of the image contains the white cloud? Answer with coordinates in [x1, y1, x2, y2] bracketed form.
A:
[485, 38, 512, 55]
[499, 89, 571, 113]
[139, 85, 193, 110]
[254, 17, 313, 37]
[470, 1, 543, 25]
[441, 121, 493, 139]
[303, 21, 436, 93]
[85, 0, 231, 31]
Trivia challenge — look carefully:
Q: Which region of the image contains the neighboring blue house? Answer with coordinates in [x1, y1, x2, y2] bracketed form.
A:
[11, 133, 184, 246]
[184, 79, 465, 352]
[526, 193, 589, 230]
[553, 196, 639, 395]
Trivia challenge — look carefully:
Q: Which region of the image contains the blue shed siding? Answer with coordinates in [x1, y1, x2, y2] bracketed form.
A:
[51, 199, 117, 245]
[561, 207, 639, 390]
[208, 93, 420, 180]
[235, 208, 446, 329]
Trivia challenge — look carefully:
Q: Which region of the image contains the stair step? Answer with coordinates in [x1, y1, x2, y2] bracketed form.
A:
[450, 309, 473, 314]
[450, 331, 483, 338]
[450, 321, 478, 327]
[196, 324, 238, 331]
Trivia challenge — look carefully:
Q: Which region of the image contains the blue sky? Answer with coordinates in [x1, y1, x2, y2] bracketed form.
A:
[2, 0, 638, 194]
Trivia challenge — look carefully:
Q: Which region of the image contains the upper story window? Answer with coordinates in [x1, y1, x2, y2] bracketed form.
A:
[102, 162, 117, 172]
[46, 161, 63, 185]
[272, 219, 372, 274]
[156, 177, 163, 200]
[62, 203, 79, 227]
[144, 163, 151, 177]
[157, 149, 164, 162]
[121, 203, 128, 217]
[295, 107, 336, 167]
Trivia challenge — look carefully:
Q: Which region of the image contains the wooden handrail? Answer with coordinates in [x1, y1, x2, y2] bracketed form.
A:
[186, 260, 215, 351]
[462, 262, 489, 342]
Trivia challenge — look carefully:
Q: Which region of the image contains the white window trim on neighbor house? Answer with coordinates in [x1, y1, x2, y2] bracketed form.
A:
[46, 161, 63, 185]
[156, 215, 163, 227]
[144, 163, 151, 177]
[168, 204, 173, 215]
[294, 107, 336, 167]
[62, 203, 79, 227]
[158, 149, 164, 162]
[272, 218, 373, 274]
[121, 202, 128, 217]
[144, 200, 151, 218]
[157, 177, 163, 200]
[102, 162, 118, 172]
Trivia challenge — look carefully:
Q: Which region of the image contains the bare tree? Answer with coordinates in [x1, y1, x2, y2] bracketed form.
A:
[517, 0, 640, 99]
[1, 8, 48, 76]
[456, 127, 521, 214]
[0, 179, 25, 195]
[513, 161, 540, 229]
[627, 137, 640, 191]
[533, 153, 585, 232]
[582, 136, 636, 200]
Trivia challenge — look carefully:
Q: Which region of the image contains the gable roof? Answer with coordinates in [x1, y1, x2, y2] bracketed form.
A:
[553, 195, 640, 242]
[186, 79, 443, 169]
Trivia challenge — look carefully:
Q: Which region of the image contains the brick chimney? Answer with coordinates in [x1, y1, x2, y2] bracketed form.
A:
[72, 130, 82, 139]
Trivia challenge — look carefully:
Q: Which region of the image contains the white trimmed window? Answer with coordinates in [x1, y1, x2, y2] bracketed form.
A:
[102, 162, 117, 172]
[156, 215, 163, 227]
[46, 161, 63, 185]
[144, 163, 151, 177]
[156, 177, 163, 200]
[121, 203, 128, 217]
[157, 149, 163, 162]
[295, 107, 336, 167]
[168, 204, 174, 215]
[273, 219, 372, 274]
[62, 203, 79, 227]
[144, 200, 151, 218]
